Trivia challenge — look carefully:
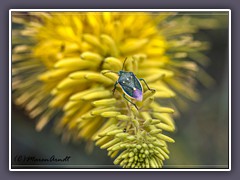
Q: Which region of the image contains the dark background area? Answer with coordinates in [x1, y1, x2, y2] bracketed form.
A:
[11, 13, 229, 169]
[166, 16, 229, 168]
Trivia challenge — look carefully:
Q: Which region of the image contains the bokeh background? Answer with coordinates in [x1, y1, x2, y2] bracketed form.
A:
[11, 12, 229, 169]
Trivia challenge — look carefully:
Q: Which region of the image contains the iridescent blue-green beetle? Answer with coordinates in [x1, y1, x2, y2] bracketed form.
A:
[104, 57, 155, 110]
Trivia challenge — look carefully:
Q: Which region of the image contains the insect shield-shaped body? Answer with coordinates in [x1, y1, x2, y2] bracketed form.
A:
[111, 58, 154, 110]
[117, 71, 143, 101]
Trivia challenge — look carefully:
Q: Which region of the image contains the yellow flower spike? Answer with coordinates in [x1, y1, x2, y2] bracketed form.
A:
[12, 15, 27, 24]
[90, 107, 116, 115]
[82, 90, 112, 101]
[132, 119, 140, 128]
[56, 26, 77, 42]
[155, 91, 175, 98]
[25, 97, 43, 112]
[84, 73, 113, 85]
[124, 57, 135, 72]
[154, 91, 175, 98]
[14, 91, 35, 106]
[128, 157, 134, 163]
[154, 157, 163, 168]
[78, 118, 103, 139]
[101, 70, 119, 82]
[154, 151, 165, 161]
[86, 13, 101, 35]
[144, 149, 150, 156]
[143, 71, 173, 83]
[138, 68, 173, 77]
[12, 12, 219, 168]
[153, 113, 175, 127]
[106, 129, 123, 136]
[13, 45, 31, 53]
[83, 33, 106, 53]
[152, 140, 165, 148]
[113, 157, 122, 165]
[151, 104, 175, 113]
[132, 53, 147, 61]
[130, 106, 140, 117]
[150, 80, 172, 90]
[156, 133, 175, 143]
[49, 90, 72, 108]
[50, 88, 59, 95]
[101, 111, 121, 118]
[167, 78, 200, 101]
[64, 105, 82, 117]
[38, 69, 70, 81]
[96, 124, 119, 137]
[151, 119, 161, 125]
[146, 48, 165, 57]
[142, 88, 156, 100]
[149, 158, 158, 168]
[120, 159, 128, 167]
[28, 107, 44, 119]
[110, 150, 119, 158]
[92, 118, 118, 139]
[80, 52, 103, 64]
[139, 60, 165, 68]
[140, 112, 152, 122]
[162, 146, 170, 154]
[71, 90, 108, 101]
[66, 103, 93, 124]
[116, 115, 131, 121]
[116, 132, 129, 140]
[120, 38, 149, 54]
[69, 87, 104, 101]
[92, 98, 117, 107]
[107, 142, 124, 151]
[143, 118, 152, 127]
[64, 100, 82, 111]
[80, 113, 94, 120]
[156, 147, 170, 160]
[100, 138, 121, 149]
[114, 151, 129, 162]
[157, 123, 175, 132]
[35, 110, 53, 131]
[102, 12, 112, 23]
[95, 136, 112, 146]
[53, 57, 83, 68]
[126, 135, 136, 141]
[149, 129, 162, 135]
[197, 67, 216, 88]
[56, 77, 86, 90]
[100, 34, 119, 57]
[145, 158, 150, 168]
[102, 57, 122, 71]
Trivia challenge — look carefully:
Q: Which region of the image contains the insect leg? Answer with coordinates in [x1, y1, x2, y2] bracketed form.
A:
[123, 94, 139, 110]
[139, 78, 155, 92]
[112, 81, 118, 95]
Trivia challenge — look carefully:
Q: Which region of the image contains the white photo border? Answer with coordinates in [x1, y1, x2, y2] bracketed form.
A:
[9, 9, 231, 172]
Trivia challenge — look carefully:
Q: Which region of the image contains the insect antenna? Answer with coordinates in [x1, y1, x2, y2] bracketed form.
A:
[122, 57, 128, 70]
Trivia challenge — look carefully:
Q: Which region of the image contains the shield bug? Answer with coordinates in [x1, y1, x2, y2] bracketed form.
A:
[104, 57, 155, 110]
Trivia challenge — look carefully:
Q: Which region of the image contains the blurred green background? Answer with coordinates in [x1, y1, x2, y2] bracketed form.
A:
[11, 13, 229, 169]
